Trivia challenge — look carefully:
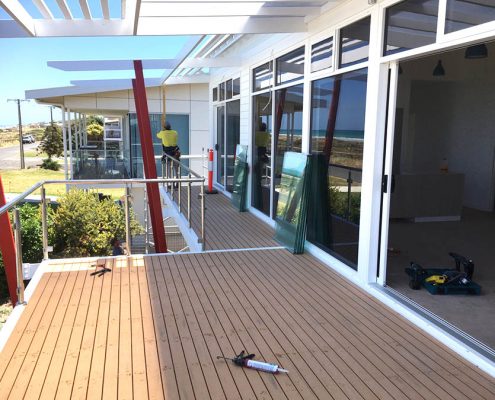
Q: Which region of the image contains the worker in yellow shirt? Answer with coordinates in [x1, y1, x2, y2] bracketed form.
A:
[156, 122, 180, 184]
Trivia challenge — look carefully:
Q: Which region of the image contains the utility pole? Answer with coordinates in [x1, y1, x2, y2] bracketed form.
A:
[50, 106, 54, 125]
[7, 99, 29, 169]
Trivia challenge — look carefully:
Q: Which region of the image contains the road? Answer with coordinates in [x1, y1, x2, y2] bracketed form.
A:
[0, 142, 42, 169]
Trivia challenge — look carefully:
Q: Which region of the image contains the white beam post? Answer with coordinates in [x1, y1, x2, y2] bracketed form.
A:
[61, 107, 68, 180]
[68, 108, 73, 180]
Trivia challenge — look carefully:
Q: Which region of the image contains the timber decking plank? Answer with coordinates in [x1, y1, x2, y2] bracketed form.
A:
[0, 271, 63, 399]
[118, 257, 134, 400]
[86, 258, 115, 400]
[129, 257, 149, 400]
[54, 267, 96, 400]
[20, 266, 80, 400]
[150, 255, 196, 399]
[0, 274, 51, 382]
[102, 256, 122, 400]
[288, 252, 495, 399]
[189, 253, 272, 400]
[70, 260, 106, 400]
[209, 251, 373, 400]
[136, 257, 165, 400]
[164, 255, 228, 400]
[39, 268, 89, 400]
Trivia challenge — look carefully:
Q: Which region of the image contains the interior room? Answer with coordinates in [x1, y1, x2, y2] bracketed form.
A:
[385, 41, 495, 350]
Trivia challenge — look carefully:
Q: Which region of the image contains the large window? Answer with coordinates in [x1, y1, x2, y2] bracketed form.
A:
[340, 16, 371, 67]
[445, 0, 495, 34]
[252, 93, 273, 216]
[308, 68, 368, 269]
[273, 84, 304, 215]
[276, 46, 305, 85]
[384, 0, 439, 56]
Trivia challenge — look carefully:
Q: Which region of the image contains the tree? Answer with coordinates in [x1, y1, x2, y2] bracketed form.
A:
[86, 123, 104, 141]
[49, 190, 143, 258]
[87, 115, 104, 126]
[38, 124, 63, 159]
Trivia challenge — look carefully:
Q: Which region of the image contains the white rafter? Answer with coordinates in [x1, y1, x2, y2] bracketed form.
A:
[0, 0, 35, 36]
[55, 0, 73, 19]
[79, 0, 92, 19]
[101, 0, 109, 19]
[32, 0, 54, 19]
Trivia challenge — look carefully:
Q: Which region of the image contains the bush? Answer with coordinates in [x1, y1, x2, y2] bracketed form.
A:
[86, 123, 104, 141]
[38, 125, 63, 161]
[40, 158, 60, 171]
[49, 190, 143, 258]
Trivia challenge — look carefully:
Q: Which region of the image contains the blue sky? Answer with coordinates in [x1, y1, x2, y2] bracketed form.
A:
[0, 35, 193, 126]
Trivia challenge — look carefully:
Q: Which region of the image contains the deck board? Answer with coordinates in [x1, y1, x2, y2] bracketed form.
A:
[2, 250, 495, 400]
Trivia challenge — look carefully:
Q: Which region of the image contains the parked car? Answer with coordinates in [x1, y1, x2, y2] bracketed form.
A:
[22, 134, 35, 144]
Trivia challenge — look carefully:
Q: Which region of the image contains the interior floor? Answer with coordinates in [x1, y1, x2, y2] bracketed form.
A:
[386, 208, 495, 349]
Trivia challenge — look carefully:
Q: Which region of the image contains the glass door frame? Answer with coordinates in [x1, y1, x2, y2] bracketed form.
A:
[215, 104, 226, 188]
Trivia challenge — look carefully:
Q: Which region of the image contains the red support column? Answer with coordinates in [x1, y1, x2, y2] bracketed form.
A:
[132, 60, 167, 253]
[0, 175, 18, 304]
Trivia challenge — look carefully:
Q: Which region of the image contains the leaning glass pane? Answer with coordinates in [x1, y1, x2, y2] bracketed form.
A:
[446, 0, 495, 33]
[384, 0, 439, 56]
[308, 68, 368, 269]
[276, 46, 305, 85]
[340, 16, 371, 68]
[253, 62, 273, 91]
[252, 92, 273, 216]
[273, 84, 304, 216]
[311, 37, 333, 72]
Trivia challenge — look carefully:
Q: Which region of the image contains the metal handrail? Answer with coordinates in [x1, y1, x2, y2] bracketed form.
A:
[0, 175, 206, 305]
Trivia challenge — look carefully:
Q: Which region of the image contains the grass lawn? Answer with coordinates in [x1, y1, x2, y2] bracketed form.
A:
[0, 167, 124, 199]
[24, 150, 46, 158]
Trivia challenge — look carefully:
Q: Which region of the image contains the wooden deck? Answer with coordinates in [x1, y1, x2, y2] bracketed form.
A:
[175, 185, 278, 251]
[1, 249, 494, 399]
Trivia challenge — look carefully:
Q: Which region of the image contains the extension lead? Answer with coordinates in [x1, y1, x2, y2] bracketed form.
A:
[217, 351, 288, 374]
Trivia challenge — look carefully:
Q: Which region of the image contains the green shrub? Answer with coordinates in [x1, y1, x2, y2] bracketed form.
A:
[40, 158, 60, 171]
[86, 123, 104, 141]
[38, 125, 63, 161]
[49, 190, 143, 258]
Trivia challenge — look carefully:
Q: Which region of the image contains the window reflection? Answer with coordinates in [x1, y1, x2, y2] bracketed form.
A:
[384, 0, 438, 56]
[276, 46, 305, 85]
[253, 62, 273, 91]
[446, 0, 495, 33]
[308, 69, 368, 269]
[311, 37, 333, 72]
[252, 93, 273, 216]
[340, 16, 371, 67]
[273, 84, 304, 216]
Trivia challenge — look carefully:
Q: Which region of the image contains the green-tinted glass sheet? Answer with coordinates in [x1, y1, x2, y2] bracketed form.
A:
[231, 145, 249, 211]
[274, 152, 312, 253]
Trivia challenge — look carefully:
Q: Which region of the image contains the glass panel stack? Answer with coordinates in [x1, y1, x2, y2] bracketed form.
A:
[231, 145, 249, 211]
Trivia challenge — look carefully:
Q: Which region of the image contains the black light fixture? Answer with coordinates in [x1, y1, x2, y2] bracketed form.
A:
[465, 43, 488, 59]
[433, 60, 445, 76]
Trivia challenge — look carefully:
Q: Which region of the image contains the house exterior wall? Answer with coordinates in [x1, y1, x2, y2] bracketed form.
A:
[208, 0, 495, 374]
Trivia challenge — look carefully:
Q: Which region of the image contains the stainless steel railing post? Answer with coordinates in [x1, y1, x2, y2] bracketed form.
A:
[187, 173, 191, 228]
[124, 185, 132, 255]
[41, 186, 49, 260]
[178, 163, 182, 211]
[200, 180, 205, 249]
[13, 208, 25, 305]
[161, 160, 165, 188]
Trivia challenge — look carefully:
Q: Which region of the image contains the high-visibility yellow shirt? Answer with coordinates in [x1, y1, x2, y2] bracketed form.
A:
[156, 129, 178, 147]
[255, 130, 270, 147]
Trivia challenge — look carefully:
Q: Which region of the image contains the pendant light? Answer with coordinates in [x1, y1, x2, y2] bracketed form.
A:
[465, 44, 488, 59]
[432, 60, 445, 76]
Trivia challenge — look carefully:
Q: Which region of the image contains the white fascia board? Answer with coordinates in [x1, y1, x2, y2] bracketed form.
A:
[33, 19, 132, 36]
[48, 59, 178, 71]
[0, 20, 31, 37]
[0, 0, 35, 36]
[137, 16, 307, 35]
[165, 75, 210, 85]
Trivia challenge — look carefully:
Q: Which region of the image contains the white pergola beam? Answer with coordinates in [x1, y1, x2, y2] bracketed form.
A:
[34, 19, 131, 36]
[122, 0, 140, 34]
[138, 16, 307, 35]
[140, 2, 320, 17]
[32, 0, 54, 19]
[55, 0, 73, 19]
[79, 0, 92, 19]
[0, 0, 35, 36]
[101, 0, 109, 19]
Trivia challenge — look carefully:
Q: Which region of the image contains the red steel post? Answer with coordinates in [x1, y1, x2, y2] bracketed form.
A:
[0, 175, 18, 304]
[132, 60, 167, 253]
